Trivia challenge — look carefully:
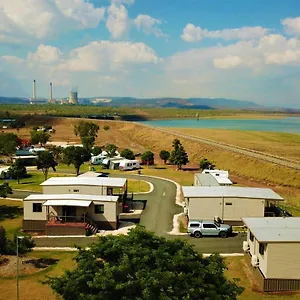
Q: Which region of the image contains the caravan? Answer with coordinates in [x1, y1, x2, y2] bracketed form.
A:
[119, 160, 140, 171]
[90, 155, 106, 165]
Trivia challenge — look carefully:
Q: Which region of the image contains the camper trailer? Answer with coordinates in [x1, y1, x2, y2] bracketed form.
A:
[119, 160, 140, 171]
[90, 155, 106, 165]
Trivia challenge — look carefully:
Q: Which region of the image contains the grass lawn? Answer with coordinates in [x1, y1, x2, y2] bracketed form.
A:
[0, 199, 23, 239]
[226, 256, 300, 300]
[0, 251, 76, 300]
[127, 179, 150, 193]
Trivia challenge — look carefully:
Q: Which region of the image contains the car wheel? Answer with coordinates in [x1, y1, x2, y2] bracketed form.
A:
[194, 231, 202, 238]
[220, 231, 227, 238]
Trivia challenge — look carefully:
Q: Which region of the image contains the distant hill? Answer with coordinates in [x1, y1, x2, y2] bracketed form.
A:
[0, 96, 262, 109]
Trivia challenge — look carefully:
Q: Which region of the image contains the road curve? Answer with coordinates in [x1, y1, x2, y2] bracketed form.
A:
[138, 124, 300, 171]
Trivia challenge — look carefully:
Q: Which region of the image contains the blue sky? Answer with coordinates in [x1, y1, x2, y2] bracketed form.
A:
[1, 0, 300, 108]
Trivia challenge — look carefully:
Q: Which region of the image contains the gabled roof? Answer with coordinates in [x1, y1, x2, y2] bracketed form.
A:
[24, 194, 119, 202]
[243, 217, 300, 242]
[40, 176, 126, 187]
[195, 173, 220, 187]
[182, 186, 283, 201]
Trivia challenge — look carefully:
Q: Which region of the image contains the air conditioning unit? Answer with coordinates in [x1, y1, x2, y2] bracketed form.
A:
[242, 241, 250, 252]
[251, 255, 259, 267]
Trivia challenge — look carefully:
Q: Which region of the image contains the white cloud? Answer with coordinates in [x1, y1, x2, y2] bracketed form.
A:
[0, 0, 105, 43]
[106, 3, 130, 39]
[265, 50, 300, 65]
[282, 17, 300, 35]
[213, 55, 244, 69]
[181, 23, 268, 42]
[111, 0, 135, 5]
[134, 14, 166, 37]
[27, 44, 62, 64]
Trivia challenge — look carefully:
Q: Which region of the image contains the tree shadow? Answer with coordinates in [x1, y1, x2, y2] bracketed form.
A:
[153, 166, 167, 170]
[119, 115, 148, 121]
[23, 258, 59, 269]
[0, 205, 23, 221]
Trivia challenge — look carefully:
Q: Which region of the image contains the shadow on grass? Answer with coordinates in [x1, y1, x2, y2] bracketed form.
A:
[0, 205, 23, 221]
[23, 258, 59, 269]
[153, 166, 167, 170]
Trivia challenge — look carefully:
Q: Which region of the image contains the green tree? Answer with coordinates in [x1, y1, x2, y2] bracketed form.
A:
[120, 148, 135, 160]
[141, 151, 154, 165]
[63, 146, 91, 176]
[36, 151, 58, 180]
[48, 146, 64, 162]
[200, 158, 215, 171]
[159, 150, 170, 164]
[169, 139, 189, 170]
[0, 183, 12, 198]
[105, 144, 117, 158]
[92, 146, 102, 156]
[0, 133, 20, 156]
[30, 130, 50, 147]
[7, 159, 27, 184]
[47, 226, 243, 300]
[74, 121, 99, 151]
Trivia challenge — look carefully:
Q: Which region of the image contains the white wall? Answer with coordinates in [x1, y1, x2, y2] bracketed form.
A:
[188, 197, 222, 220]
[43, 185, 107, 195]
[23, 200, 47, 220]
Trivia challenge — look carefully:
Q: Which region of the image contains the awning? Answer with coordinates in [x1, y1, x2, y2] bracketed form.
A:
[43, 200, 91, 207]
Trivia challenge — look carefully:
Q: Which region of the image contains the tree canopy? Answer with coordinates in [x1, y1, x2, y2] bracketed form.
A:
[47, 226, 243, 300]
[120, 148, 135, 160]
[0, 133, 20, 156]
[30, 130, 50, 146]
[92, 146, 102, 156]
[0, 183, 12, 198]
[141, 151, 154, 165]
[169, 139, 189, 170]
[36, 151, 58, 180]
[74, 121, 99, 151]
[200, 158, 215, 171]
[63, 146, 91, 176]
[159, 150, 170, 164]
[105, 144, 117, 158]
[7, 159, 27, 184]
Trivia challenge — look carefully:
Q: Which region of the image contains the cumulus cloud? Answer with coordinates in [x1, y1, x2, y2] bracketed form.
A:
[106, 3, 130, 39]
[27, 44, 62, 64]
[134, 14, 166, 37]
[181, 23, 268, 42]
[281, 17, 300, 35]
[0, 0, 105, 43]
[213, 55, 244, 69]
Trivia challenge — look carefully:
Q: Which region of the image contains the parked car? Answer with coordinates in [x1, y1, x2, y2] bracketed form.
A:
[187, 220, 232, 238]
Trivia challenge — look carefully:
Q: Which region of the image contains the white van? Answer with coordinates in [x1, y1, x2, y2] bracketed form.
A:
[119, 160, 140, 171]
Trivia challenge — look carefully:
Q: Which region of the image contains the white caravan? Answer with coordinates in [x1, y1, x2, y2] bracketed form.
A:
[119, 160, 140, 171]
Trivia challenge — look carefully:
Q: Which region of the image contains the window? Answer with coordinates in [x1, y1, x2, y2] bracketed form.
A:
[107, 187, 113, 195]
[203, 224, 216, 229]
[225, 202, 232, 206]
[249, 231, 254, 242]
[259, 243, 266, 256]
[94, 204, 104, 214]
[73, 189, 79, 192]
[189, 223, 199, 228]
[33, 203, 42, 212]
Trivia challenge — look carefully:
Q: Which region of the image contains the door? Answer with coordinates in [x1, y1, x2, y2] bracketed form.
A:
[202, 224, 219, 236]
[62, 206, 77, 222]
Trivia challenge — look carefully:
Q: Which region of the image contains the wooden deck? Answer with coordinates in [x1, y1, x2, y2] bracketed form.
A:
[46, 221, 87, 235]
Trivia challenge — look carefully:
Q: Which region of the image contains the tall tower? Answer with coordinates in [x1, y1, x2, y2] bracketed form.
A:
[69, 90, 78, 104]
[33, 80, 36, 100]
[48, 82, 56, 104]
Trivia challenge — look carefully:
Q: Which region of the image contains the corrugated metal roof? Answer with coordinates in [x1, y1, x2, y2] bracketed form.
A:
[78, 172, 104, 178]
[182, 186, 284, 201]
[243, 217, 300, 242]
[195, 173, 220, 187]
[25, 194, 119, 202]
[40, 176, 126, 187]
[43, 200, 91, 207]
[214, 177, 233, 185]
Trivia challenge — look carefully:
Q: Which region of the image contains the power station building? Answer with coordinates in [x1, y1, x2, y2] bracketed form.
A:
[69, 91, 78, 104]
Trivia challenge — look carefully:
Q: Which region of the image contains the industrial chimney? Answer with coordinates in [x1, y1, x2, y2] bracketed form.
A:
[33, 79, 36, 100]
[50, 82, 53, 100]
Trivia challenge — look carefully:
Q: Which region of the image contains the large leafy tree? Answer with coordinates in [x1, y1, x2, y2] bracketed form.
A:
[0, 133, 20, 156]
[92, 146, 102, 156]
[159, 150, 170, 164]
[141, 151, 154, 165]
[63, 146, 91, 176]
[120, 148, 135, 160]
[30, 130, 50, 147]
[105, 144, 117, 158]
[169, 139, 189, 170]
[200, 158, 215, 171]
[74, 121, 99, 151]
[48, 146, 64, 163]
[47, 227, 243, 300]
[36, 151, 58, 180]
[0, 183, 12, 198]
[7, 159, 27, 184]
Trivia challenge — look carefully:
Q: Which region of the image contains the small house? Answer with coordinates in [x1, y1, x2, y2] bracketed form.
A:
[201, 169, 233, 186]
[182, 186, 283, 225]
[243, 217, 300, 292]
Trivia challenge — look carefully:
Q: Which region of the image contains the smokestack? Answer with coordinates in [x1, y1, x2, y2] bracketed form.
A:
[33, 79, 36, 100]
[50, 82, 53, 100]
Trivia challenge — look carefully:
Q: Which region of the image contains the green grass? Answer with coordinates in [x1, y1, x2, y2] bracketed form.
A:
[127, 179, 150, 193]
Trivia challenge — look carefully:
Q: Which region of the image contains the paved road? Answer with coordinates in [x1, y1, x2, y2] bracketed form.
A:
[138, 124, 300, 171]
[31, 173, 244, 253]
